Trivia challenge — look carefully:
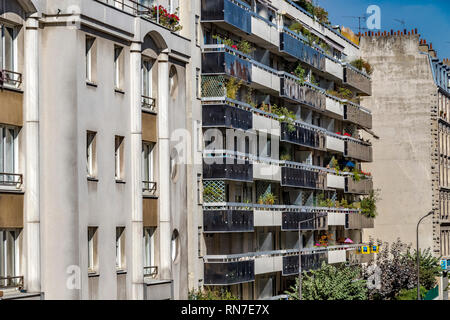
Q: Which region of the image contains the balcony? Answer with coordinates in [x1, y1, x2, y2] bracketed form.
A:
[281, 164, 325, 190]
[328, 250, 347, 264]
[0, 276, 24, 290]
[345, 140, 373, 162]
[202, 102, 253, 131]
[141, 95, 157, 114]
[280, 29, 325, 71]
[325, 58, 344, 80]
[343, 64, 372, 96]
[251, 61, 280, 92]
[280, 73, 326, 111]
[201, 0, 252, 34]
[326, 135, 345, 153]
[203, 209, 254, 233]
[142, 181, 157, 196]
[325, 97, 344, 117]
[204, 260, 255, 285]
[281, 211, 327, 231]
[203, 160, 253, 182]
[202, 49, 252, 83]
[0, 173, 23, 190]
[282, 252, 327, 276]
[326, 173, 345, 189]
[0, 70, 22, 90]
[280, 122, 326, 150]
[346, 177, 373, 195]
[346, 213, 374, 229]
[250, 15, 279, 49]
[344, 103, 372, 129]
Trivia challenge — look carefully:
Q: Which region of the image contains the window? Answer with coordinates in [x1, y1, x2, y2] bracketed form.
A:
[114, 0, 124, 10]
[169, 65, 178, 96]
[88, 227, 98, 273]
[86, 131, 97, 178]
[0, 125, 18, 185]
[142, 142, 155, 192]
[195, 15, 200, 46]
[196, 68, 201, 99]
[85, 36, 96, 83]
[115, 136, 125, 181]
[143, 227, 156, 276]
[141, 58, 155, 111]
[0, 230, 19, 287]
[116, 227, 126, 271]
[114, 45, 124, 90]
[1, 25, 15, 72]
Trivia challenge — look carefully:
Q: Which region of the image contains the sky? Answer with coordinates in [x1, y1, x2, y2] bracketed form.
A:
[317, 0, 450, 60]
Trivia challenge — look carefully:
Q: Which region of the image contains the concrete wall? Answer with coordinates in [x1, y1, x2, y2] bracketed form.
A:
[360, 34, 436, 250]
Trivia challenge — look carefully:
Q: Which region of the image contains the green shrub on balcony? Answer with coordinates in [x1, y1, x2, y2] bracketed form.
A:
[189, 288, 238, 300]
[350, 58, 374, 76]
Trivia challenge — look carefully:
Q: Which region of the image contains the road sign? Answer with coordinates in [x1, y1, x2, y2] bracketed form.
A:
[440, 259, 448, 271]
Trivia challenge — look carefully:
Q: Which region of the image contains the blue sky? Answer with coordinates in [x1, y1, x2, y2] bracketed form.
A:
[317, 0, 450, 60]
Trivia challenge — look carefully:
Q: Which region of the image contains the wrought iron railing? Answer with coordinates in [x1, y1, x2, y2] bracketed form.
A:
[142, 95, 157, 113]
[144, 266, 158, 278]
[0, 70, 22, 89]
[0, 276, 24, 289]
[143, 181, 157, 195]
[0, 173, 23, 188]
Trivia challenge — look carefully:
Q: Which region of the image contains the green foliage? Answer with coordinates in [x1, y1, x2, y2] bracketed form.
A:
[360, 190, 379, 218]
[258, 192, 277, 205]
[237, 40, 255, 55]
[405, 248, 442, 290]
[212, 34, 234, 47]
[310, 74, 319, 86]
[189, 288, 239, 300]
[271, 104, 297, 132]
[285, 262, 367, 300]
[313, 6, 330, 25]
[295, 0, 315, 15]
[395, 286, 427, 300]
[212, 35, 255, 55]
[350, 58, 374, 75]
[225, 78, 243, 100]
[352, 168, 361, 182]
[294, 64, 306, 84]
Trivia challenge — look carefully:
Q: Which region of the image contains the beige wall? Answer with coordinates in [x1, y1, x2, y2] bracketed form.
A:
[0, 90, 23, 126]
[360, 34, 436, 250]
[0, 193, 24, 228]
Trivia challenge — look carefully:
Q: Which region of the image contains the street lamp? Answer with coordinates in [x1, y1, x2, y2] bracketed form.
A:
[298, 212, 327, 300]
[416, 210, 433, 300]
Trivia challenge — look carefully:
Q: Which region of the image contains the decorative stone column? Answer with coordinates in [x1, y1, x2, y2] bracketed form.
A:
[24, 14, 41, 294]
[158, 50, 171, 280]
[130, 25, 144, 300]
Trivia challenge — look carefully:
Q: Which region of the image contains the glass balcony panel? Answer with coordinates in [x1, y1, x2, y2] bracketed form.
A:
[203, 209, 254, 232]
[204, 260, 255, 285]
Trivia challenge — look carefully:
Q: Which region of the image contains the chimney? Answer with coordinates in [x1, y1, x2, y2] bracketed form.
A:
[419, 39, 429, 53]
[443, 59, 450, 67]
[429, 43, 437, 58]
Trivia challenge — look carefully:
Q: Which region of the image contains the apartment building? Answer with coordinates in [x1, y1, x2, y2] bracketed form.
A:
[0, 0, 203, 300]
[359, 30, 450, 300]
[198, 0, 376, 300]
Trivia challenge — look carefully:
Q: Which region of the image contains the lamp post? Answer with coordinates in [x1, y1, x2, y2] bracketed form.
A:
[298, 212, 327, 300]
[416, 210, 433, 300]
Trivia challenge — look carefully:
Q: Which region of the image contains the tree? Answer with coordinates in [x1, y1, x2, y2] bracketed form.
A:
[189, 288, 239, 300]
[285, 262, 367, 300]
[363, 239, 417, 300]
[405, 248, 441, 290]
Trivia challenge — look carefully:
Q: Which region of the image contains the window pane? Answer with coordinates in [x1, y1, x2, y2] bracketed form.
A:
[4, 27, 14, 71]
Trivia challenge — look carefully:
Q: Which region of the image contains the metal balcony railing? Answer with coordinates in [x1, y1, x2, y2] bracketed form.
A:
[203, 208, 254, 233]
[203, 159, 253, 182]
[202, 102, 253, 131]
[280, 72, 326, 111]
[143, 181, 157, 195]
[343, 64, 372, 96]
[282, 211, 328, 231]
[204, 260, 255, 285]
[202, 48, 252, 83]
[0, 276, 24, 289]
[280, 122, 326, 150]
[282, 252, 327, 276]
[144, 266, 158, 278]
[0, 70, 22, 89]
[201, 0, 252, 34]
[0, 173, 23, 188]
[141, 95, 157, 113]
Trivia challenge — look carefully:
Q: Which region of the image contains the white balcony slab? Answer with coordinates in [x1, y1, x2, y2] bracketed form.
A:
[254, 209, 282, 227]
[328, 250, 347, 264]
[325, 97, 344, 117]
[253, 114, 281, 136]
[326, 135, 345, 153]
[327, 212, 346, 226]
[253, 162, 281, 182]
[325, 58, 344, 80]
[327, 174, 345, 189]
[255, 256, 283, 275]
[252, 65, 280, 92]
[251, 16, 280, 48]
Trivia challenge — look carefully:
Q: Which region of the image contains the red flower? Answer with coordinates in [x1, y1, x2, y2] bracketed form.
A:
[336, 132, 341, 135]
[232, 45, 238, 50]
[344, 133, 351, 137]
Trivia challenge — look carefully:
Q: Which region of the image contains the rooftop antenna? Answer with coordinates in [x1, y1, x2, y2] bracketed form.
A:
[342, 15, 368, 34]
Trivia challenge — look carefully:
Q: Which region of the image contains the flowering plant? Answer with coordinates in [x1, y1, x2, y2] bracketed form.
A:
[149, 5, 182, 31]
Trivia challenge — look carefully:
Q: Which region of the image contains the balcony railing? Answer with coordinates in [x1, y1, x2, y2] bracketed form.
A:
[143, 266, 158, 278]
[344, 102, 372, 129]
[0, 276, 24, 289]
[344, 139, 373, 162]
[280, 122, 326, 150]
[201, 0, 252, 34]
[346, 177, 373, 195]
[202, 47, 252, 83]
[202, 102, 253, 131]
[280, 28, 326, 71]
[142, 95, 157, 114]
[203, 209, 254, 233]
[346, 213, 375, 229]
[282, 252, 327, 276]
[280, 72, 326, 111]
[343, 64, 372, 96]
[203, 159, 253, 182]
[281, 164, 326, 190]
[0, 70, 22, 89]
[204, 260, 255, 285]
[282, 211, 327, 231]
[0, 173, 23, 188]
[143, 181, 157, 195]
